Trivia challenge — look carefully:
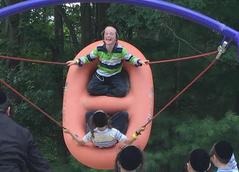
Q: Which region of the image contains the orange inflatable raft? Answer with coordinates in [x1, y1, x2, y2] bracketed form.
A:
[63, 40, 154, 169]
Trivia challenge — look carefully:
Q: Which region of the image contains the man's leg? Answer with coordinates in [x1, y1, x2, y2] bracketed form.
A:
[110, 111, 129, 134]
[107, 71, 129, 97]
[87, 72, 109, 96]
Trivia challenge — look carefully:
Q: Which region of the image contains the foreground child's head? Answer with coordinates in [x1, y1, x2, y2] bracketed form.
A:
[210, 140, 233, 167]
[187, 148, 211, 172]
[115, 145, 144, 171]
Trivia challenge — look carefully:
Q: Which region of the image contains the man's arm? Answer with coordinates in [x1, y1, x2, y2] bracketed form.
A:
[26, 130, 52, 172]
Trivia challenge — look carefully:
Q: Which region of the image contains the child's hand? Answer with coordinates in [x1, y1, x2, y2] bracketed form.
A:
[147, 113, 153, 121]
[63, 128, 77, 138]
[117, 142, 128, 150]
[66, 59, 79, 66]
[63, 128, 71, 134]
[141, 60, 149, 65]
[63, 128, 85, 145]
[136, 59, 149, 67]
[139, 60, 149, 65]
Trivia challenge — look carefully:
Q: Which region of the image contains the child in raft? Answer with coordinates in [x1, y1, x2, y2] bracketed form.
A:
[64, 110, 133, 148]
[66, 26, 148, 97]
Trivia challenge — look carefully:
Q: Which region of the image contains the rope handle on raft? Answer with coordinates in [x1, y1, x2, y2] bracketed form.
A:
[132, 126, 146, 140]
[128, 42, 226, 142]
[0, 50, 218, 66]
[63, 128, 79, 138]
[131, 114, 153, 141]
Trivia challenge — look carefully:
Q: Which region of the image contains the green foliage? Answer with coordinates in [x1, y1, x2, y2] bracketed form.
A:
[107, 4, 168, 41]
[1, 1, 239, 171]
[146, 111, 239, 170]
[170, 0, 206, 10]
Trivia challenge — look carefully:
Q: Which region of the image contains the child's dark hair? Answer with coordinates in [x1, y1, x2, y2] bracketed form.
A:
[189, 148, 210, 172]
[114, 145, 144, 172]
[92, 110, 108, 128]
[211, 140, 233, 164]
[90, 110, 110, 138]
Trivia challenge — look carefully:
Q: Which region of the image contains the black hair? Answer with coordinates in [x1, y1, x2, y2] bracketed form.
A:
[214, 140, 233, 164]
[92, 110, 108, 128]
[114, 145, 144, 172]
[189, 148, 210, 172]
[0, 89, 9, 112]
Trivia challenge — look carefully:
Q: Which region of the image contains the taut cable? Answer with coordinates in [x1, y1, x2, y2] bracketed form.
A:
[0, 55, 66, 65]
[130, 42, 229, 143]
[0, 79, 64, 129]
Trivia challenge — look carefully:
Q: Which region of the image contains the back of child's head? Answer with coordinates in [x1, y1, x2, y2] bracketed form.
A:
[117, 145, 143, 171]
[92, 110, 108, 128]
[189, 148, 210, 172]
[214, 140, 233, 164]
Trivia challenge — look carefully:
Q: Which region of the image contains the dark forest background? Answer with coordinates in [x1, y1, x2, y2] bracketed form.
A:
[0, 0, 239, 171]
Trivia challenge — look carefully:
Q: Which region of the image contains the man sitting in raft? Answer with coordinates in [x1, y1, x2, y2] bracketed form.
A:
[66, 26, 148, 97]
[64, 110, 132, 148]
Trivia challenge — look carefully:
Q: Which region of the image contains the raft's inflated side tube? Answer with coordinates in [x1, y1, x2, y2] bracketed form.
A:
[63, 40, 154, 169]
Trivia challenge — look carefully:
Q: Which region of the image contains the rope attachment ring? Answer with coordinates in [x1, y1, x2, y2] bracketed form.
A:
[216, 41, 228, 59]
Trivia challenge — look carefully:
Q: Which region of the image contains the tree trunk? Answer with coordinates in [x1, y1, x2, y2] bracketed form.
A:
[95, 3, 110, 39]
[53, 5, 68, 162]
[5, 0, 21, 67]
[53, 5, 64, 113]
[235, 93, 239, 115]
[56, 6, 79, 53]
[53, 6, 64, 64]
[5, 0, 21, 44]
[80, 3, 92, 47]
[1, 0, 6, 7]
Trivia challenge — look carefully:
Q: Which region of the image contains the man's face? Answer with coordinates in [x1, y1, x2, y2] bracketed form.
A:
[209, 144, 218, 167]
[210, 155, 219, 167]
[103, 26, 117, 46]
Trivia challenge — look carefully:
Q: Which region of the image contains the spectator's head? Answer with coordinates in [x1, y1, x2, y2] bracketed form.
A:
[102, 26, 119, 46]
[186, 148, 211, 172]
[115, 145, 144, 172]
[210, 140, 233, 166]
[0, 89, 10, 113]
[92, 110, 108, 128]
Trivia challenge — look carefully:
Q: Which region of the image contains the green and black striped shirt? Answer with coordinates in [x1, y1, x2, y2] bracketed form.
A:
[79, 43, 140, 77]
